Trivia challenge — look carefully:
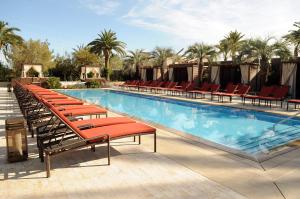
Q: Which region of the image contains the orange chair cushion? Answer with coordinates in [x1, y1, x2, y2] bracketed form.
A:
[72, 117, 135, 128]
[81, 123, 155, 140]
[60, 107, 107, 116]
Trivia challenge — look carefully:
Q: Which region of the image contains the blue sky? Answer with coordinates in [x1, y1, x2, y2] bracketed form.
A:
[1, 0, 300, 55]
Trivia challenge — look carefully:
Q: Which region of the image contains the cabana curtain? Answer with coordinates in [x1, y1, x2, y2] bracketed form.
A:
[169, 68, 173, 81]
[210, 66, 220, 84]
[187, 67, 193, 81]
[141, 69, 146, 81]
[240, 64, 249, 84]
[153, 68, 157, 80]
[157, 68, 162, 80]
[281, 62, 297, 98]
[249, 65, 260, 83]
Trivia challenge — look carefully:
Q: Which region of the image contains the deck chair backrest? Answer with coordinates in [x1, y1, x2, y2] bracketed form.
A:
[42, 99, 84, 138]
[226, 84, 238, 93]
[210, 84, 220, 92]
[237, 85, 251, 95]
[156, 81, 165, 87]
[258, 86, 275, 97]
[186, 82, 196, 91]
[273, 86, 289, 98]
[168, 82, 177, 88]
[225, 82, 234, 91]
[199, 82, 210, 91]
[162, 82, 170, 87]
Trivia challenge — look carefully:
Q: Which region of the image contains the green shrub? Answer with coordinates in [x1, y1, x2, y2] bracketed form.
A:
[26, 67, 39, 77]
[46, 77, 61, 89]
[87, 71, 95, 78]
[66, 84, 87, 89]
[85, 80, 101, 88]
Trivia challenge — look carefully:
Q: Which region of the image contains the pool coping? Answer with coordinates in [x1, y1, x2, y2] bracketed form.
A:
[57, 88, 299, 163]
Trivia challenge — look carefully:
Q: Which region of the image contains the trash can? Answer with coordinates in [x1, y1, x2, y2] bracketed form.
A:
[5, 117, 28, 162]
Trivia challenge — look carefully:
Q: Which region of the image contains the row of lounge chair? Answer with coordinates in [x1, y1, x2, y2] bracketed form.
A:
[120, 80, 300, 109]
[13, 81, 157, 177]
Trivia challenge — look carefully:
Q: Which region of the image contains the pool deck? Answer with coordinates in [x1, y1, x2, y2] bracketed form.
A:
[1, 87, 300, 199]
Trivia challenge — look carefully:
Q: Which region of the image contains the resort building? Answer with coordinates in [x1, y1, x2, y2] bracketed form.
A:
[80, 66, 101, 80]
[2, 2, 300, 198]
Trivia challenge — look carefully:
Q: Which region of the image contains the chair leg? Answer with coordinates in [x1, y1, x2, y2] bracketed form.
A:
[39, 148, 44, 162]
[45, 153, 51, 178]
[138, 135, 141, 144]
[91, 145, 96, 152]
[154, 132, 157, 152]
[107, 139, 110, 165]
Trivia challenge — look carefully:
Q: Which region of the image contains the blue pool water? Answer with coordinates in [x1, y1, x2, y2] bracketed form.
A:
[59, 89, 300, 156]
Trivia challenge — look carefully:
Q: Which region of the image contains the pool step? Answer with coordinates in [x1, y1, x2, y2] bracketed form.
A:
[236, 126, 300, 154]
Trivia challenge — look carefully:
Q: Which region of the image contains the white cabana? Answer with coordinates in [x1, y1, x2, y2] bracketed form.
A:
[281, 62, 297, 98]
[21, 64, 43, 77]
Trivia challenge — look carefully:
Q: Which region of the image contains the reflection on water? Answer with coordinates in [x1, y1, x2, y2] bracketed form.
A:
[60, 89, 300, 154]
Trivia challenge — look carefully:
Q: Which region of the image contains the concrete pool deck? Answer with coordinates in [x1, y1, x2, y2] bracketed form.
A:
[1, 87, 300, 199]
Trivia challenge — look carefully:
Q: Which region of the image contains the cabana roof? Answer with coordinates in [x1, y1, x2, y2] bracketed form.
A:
[140, 65, 161, 69]
[169, 61, 259, 68]
[281, 57, 300, 64]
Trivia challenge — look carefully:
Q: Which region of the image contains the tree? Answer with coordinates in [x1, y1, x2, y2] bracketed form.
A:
[0, 21, 23, 61]
[126, 49, 150, 79]
[0, 62, 13, 81]
[283, 22, 300, 58]
[88, 29, 126, 81]
[244, 37, 291, 82]
[151, 47, 174, 81]
[48, 54, 78, 81]
[216, 39, 230, 61]
[184, 43, 217, 83]
[72, 45, 101, 67]
[224, 30, 245, 62]
[9, 39, 54, 76]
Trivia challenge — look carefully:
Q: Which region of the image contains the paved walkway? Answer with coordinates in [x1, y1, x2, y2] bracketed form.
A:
[0, 87, 245, 199]
[1, 87, 300, 199]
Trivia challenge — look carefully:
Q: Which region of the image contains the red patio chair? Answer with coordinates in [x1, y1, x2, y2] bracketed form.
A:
[258, 85, 289, 108]
[211, 83, 238, 101]
[242, 86, 275, 105]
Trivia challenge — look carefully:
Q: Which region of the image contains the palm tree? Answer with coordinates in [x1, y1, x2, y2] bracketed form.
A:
[216, 39, 230, 61]
[88, 29, 126, 80]
[245, 37, 291, 82]
[126, 49, 150, 79]
[151, 47, 174, 81]
[0, 21, 23, 60]
[224, 30, 245, 62]
[184, 43, 217, 83]
[283, 22, 300, 58]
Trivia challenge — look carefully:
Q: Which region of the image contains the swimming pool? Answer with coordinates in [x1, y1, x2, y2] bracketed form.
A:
[59, 89, 300, 159]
